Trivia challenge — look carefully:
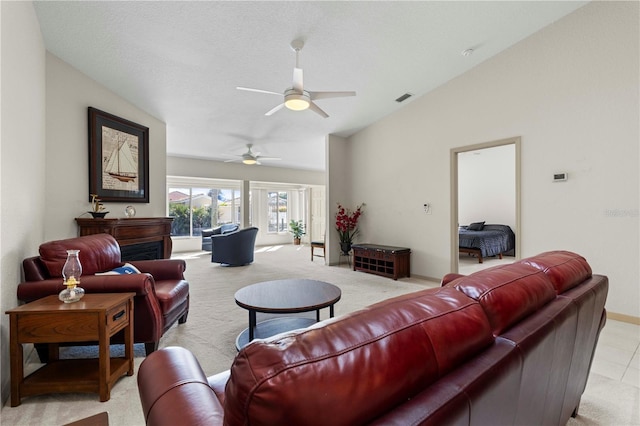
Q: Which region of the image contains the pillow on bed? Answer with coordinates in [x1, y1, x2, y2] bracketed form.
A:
[467, 221, 485, 231]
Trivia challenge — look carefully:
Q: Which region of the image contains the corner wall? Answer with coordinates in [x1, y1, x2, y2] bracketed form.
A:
[44, 53, 168, 241]
[0, 1, 47, 406]
[326, 134, 350, 264]
[347, 2, 639, 317]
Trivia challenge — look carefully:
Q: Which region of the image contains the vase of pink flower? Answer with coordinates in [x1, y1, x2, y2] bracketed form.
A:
[335, 203, 364, 254]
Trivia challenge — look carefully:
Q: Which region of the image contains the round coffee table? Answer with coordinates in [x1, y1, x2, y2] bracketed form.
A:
[234, 279, 341, 350]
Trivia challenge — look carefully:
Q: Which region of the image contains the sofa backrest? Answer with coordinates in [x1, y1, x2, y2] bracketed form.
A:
[518, 250, 592, 294]
[39, 233, 122, 277]
[223, 287, 494, 426]
[444, 263, 557, 335]
[444, 250, 601, 425]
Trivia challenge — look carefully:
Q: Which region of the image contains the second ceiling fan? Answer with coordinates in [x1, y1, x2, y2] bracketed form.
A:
[237, 40, 356, 118]
[224, 144, 281, 165]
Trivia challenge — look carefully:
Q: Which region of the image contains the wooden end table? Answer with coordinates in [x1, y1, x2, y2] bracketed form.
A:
[234, 279, 341, 350]
[6, 293, 135, 406]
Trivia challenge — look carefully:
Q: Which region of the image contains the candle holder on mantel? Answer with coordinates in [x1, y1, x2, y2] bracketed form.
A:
[59, 249, 85, 303]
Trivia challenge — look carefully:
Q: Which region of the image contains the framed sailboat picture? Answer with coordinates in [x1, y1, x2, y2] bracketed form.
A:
[88, 107, 149, 203]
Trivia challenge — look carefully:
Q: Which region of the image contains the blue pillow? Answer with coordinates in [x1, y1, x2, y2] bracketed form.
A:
[96, 263, 141, 275]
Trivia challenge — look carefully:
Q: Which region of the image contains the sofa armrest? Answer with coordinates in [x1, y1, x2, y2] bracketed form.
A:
[129, 259, 186, 281]
[17, 274, 155, 303]
[138, 346, 224, 426]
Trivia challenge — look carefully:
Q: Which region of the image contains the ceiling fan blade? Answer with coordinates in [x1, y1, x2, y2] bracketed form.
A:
[309, 91, 356, 100]
[292, 68, 304, 92]
[237, 87, 282, 96]
[224, 158, 241, 163]
[265, 103, 285, 116]
[308, 101, 329, 118]
[257, 156, 281, 161]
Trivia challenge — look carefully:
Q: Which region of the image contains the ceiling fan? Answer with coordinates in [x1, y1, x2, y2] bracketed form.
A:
[223, 144, 281, 165]
[237, 40, 356, 118]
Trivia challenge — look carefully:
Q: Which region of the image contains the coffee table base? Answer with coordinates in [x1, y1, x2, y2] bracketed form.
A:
[236, 317, 316, 350]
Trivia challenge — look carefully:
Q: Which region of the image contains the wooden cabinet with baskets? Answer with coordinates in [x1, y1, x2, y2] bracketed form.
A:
[352, 244, 411, 280]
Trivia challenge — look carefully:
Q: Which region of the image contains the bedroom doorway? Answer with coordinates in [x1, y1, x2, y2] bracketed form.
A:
[450, 137, 521, 274]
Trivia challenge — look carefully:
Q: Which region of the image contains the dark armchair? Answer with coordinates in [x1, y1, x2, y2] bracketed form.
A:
[211, 227, 259, 266]
[17, 234, 189, 359]
[201, 224, 239, 251]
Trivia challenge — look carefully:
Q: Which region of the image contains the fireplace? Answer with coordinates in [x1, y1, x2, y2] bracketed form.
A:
[120, 241, 163, 261]
[75, 217, 173, 260]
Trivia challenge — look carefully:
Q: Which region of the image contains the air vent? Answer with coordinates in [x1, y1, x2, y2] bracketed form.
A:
[395, 93, 413, 103]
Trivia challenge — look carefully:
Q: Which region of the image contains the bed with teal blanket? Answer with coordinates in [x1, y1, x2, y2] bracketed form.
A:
[458, 223, 515, 263]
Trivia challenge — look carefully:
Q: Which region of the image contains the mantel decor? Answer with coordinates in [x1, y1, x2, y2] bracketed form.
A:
[88, 107, 149, 203]
[88, 193, 108, 218]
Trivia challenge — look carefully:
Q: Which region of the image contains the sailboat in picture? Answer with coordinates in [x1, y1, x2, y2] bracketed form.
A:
[105, 135, 137, 182]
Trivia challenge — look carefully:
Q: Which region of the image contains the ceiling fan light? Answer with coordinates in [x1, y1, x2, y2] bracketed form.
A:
[284, 93, 310, 111]
[242, 158, 257, 165]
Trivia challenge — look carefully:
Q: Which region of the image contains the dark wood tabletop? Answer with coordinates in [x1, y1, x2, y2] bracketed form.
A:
[234, 279, 342, 349]
[235, 279, 341, 313]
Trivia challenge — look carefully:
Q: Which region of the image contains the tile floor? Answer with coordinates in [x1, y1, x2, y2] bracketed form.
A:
[592, 318, 640, 388]
[458, 254, 640, 390]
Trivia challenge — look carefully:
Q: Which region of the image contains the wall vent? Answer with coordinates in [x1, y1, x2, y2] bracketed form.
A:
[395, 93, 413, 103]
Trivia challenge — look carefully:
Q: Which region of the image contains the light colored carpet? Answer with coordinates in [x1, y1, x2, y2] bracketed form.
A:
[1, 244, 637, 425]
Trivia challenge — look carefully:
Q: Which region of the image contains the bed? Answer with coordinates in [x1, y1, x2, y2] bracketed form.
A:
[458, 223, 515, 263]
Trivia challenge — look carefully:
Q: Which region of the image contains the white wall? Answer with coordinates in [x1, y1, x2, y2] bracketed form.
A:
[347, 2, 639, 317]
[326, 134, 350, 264]
[0, 1, 47, 406]
[44, 53, 168, 240]
[458, 144, 516, 230]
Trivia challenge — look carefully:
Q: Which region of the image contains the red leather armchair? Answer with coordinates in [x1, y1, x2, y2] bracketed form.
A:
[18, 234, 189, 359]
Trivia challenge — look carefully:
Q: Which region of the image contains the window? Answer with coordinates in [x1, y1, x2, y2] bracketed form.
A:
[168, 184, 240, 237]
[267, 191, 288, 233]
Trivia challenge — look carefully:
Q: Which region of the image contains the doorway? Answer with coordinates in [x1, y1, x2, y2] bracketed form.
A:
[450, 137, 521, 273]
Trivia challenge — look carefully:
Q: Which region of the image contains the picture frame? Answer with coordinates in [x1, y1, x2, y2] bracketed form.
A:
[88, 107, 149, 203]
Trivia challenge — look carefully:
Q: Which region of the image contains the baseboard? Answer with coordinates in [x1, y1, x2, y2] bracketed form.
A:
[410, 274, 441, 284]
[607, 311, 640, 325]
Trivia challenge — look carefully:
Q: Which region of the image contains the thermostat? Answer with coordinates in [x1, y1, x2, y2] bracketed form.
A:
[553, 172, 568, 182]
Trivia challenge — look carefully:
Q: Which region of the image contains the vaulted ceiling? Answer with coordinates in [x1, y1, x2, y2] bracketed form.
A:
[34, 1, 586, 171]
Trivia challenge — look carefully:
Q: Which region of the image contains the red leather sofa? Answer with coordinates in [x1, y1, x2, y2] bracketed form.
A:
[137, 251, 607, 426]
[18, 233, 189, 358]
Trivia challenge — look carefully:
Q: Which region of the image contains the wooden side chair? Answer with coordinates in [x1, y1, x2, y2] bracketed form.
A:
[310, 234, 325, 262]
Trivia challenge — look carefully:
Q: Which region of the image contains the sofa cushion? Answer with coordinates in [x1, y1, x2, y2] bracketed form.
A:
[39, 234, 122, 277]
[223, 287, 493, 426]
[518, 250, 592, 294]
[445, 263, 556, 335]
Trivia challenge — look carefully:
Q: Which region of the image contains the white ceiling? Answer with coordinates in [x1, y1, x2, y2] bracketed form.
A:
[34, 1, 587, 171]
